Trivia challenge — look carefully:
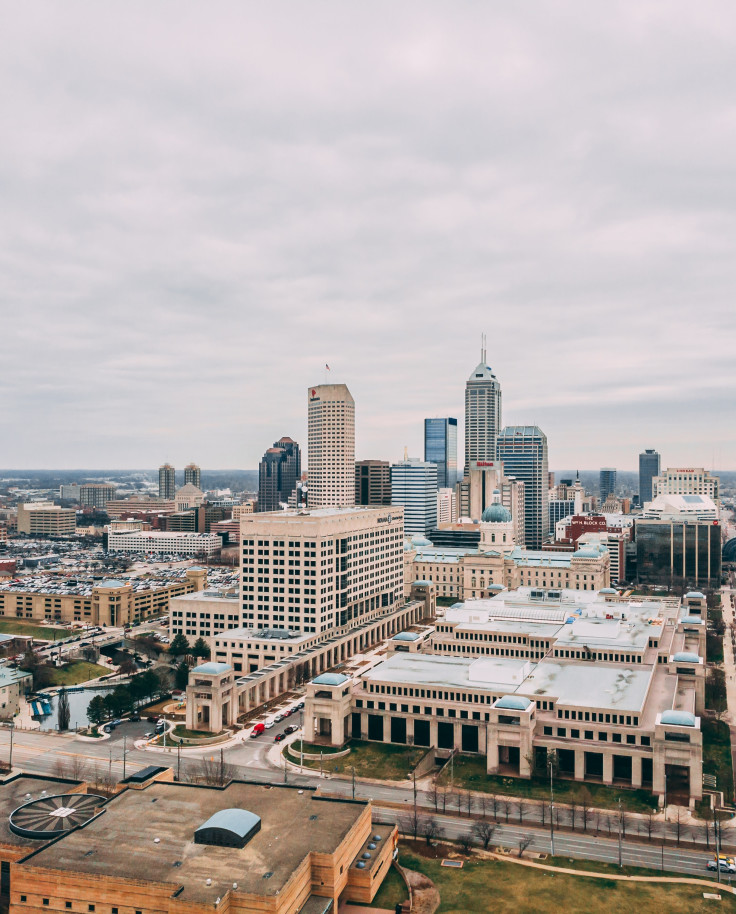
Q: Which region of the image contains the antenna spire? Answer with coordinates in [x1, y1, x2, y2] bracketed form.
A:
[481, 332, 487, 363]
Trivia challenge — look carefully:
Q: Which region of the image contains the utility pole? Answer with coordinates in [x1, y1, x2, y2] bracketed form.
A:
[714, 806, 722, 884]
[352, 766, 356, 800]
[618, 797, 623, 868]
[122, 735, 127, 780]
[548, 748, 556, 857]
[413, 771, 417, 823]
[9, 721, 14, 771]
[177, 742, 181, 781]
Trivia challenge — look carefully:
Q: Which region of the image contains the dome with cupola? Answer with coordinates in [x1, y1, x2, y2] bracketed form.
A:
[481, 490, 512, 523]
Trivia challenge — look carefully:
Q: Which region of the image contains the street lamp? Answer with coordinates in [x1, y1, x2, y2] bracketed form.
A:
[617, 797, 623, 868]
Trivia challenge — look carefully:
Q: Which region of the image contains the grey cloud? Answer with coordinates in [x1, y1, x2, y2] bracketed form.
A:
[1, 2, 735, 469]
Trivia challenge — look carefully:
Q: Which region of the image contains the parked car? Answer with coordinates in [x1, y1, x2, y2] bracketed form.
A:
[144, 731, 153, 739]
[707, 858, 736, 873]
[264, 720, 275, 729]
[250, 723, 265, 738]
[274, 733, 286, 742]
[295, 701, 304, 710]
[284, 725, 298, 735]
[273, 714, 284, 723]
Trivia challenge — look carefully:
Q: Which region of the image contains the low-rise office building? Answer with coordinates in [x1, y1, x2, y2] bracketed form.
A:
[106, 529, 221, 557]
[16, 504, 75, 538]
[0, 568, 206, 627]
[406, 502, 610, 600]
[104, 497, 176, 517]
[305, 588, 707, 804]
[5, 776, 396, 913]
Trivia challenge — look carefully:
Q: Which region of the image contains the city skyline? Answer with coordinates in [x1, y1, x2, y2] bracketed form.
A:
[2, 4, 735, 471]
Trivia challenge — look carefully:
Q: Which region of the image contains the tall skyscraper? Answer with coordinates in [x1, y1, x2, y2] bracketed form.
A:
[599, 468, 617, 502]
[390, 458, 438, 535]
[638, 449, 660, 505]
[258, 437, 301, 512]
[464, 339, 502, 477]
[184, 463, 202, 489]
[496, 426, 549, 548]
[307, 383, 355, 509]
[424, 417, 458, 490]
[158, 463, 176, 500]
[355, 460, 391, 506]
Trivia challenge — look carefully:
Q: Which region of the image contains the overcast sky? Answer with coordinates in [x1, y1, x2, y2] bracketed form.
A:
[2, 2, 735, 472]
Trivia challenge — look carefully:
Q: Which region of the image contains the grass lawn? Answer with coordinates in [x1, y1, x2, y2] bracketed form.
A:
[288, 740, 426, 780]
[438, 755, 659, 814]
[172, 725, 225, 740]
[368, 865, 408, 909]
[0, 619, 68, 640]
[287, 741, 346, 755]
[702, 718, 734, 804]
[398, 843, 736, 914]
[47, 661, 110, 686]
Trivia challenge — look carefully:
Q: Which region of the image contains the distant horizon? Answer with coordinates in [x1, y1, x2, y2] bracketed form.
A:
[2, 467, 734, 477]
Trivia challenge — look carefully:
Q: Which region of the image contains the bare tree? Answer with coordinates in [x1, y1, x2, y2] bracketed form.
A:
[578, 788, 592, 832]
[472, 819, 496, 850]
[429, 779, 441, 812]
[54, 755, 89, 782]
[517, 835, 533, 858]
[644, 811, 656, 843]
[455, 791, 464, 816]
[458, 830, 473, 855]
[517, 798, 525, 824]
[465, 790, 474, 817]
[674, 808, 689, 846]
[419, 817, 443, 846]
[539, 798, 546, 826]
[88, 763, 116, 797]
[191, 756, 236, 787]
[488, 793, 499, 821]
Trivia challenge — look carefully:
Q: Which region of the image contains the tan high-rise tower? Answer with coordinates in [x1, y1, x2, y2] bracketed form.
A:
[307, 383, 355, 509]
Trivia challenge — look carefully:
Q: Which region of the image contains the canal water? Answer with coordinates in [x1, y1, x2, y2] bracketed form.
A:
[37, 687, 113, 731]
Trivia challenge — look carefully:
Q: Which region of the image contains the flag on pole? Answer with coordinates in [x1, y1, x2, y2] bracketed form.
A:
[325, 363, 330, 370]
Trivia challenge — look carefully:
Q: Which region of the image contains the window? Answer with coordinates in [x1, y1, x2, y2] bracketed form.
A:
[88, 907, 95, 912]
[641, 735, 651, 747]
[612, 732, 622, 743]
[543, 726, 553, 735]
[585, 730, 594, 740]
[571, 728, 580, 739]
[557, 727, 566, 737]
[43, 902, 50, 908]
[626, 734, 636, 745]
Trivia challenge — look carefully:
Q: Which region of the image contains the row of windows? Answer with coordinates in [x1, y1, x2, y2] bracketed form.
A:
[542, 725, 649, 746]
[18, 900, 139, 914]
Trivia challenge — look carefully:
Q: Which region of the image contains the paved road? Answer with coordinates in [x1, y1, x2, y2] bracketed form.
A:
[368, 807, 718, 879]
[0, 726, 728, 879]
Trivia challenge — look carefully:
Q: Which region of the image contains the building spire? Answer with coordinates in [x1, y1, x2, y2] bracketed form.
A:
[481, 332, 487, 363]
